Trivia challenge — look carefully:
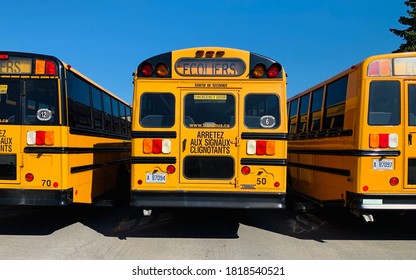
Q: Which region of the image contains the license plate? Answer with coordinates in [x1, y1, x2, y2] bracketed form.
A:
[145, 172, 166, 183]
[372, 159, 394, 170]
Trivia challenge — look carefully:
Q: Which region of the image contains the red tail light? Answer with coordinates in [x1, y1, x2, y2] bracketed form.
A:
[0, 54, 9, 60]
[152, 139, 162, 154]
[256, 140, 266, 155]
[36, 131, 46, 145]
[379, 134, 389, 148]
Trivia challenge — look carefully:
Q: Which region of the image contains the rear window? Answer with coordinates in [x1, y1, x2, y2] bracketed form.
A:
[184, 93, 235, 128]
[245, 94, 280, 129]
[368, 81, 400, 126]
[140, 93, 175, 128]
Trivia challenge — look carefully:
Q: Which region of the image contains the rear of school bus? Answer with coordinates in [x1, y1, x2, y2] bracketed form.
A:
[131, 47, 287, 209]
[349, 53, 416, 220]
[0, 52, 70, 205]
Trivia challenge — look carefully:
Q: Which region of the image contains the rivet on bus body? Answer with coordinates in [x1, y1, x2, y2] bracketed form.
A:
[363, 186, 369, 192]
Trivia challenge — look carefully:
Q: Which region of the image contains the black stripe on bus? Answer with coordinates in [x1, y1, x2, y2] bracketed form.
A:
[241, 158, 287, 166]
[288, 129, 353, 140]
[289, 162, 350, 176]
[288, 149, 401, 157]
[71, 163, 104, 174]
[69, 127, 131, 140]
[241, 132, 288, 140]
[131, 131, 177, 139]
[131, 157, 177, 164]
[24, 146, 130, 154]
[107, 157, 131, 166]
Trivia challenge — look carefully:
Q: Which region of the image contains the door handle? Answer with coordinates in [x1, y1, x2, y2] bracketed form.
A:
[409, 133, 413, 146]
[182, 139, 187, 152]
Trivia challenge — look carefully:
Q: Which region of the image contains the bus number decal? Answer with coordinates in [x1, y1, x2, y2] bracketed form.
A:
[42, 180, 52, 187]
[257, 178, 267, 185]
[37, 109, 52, 121]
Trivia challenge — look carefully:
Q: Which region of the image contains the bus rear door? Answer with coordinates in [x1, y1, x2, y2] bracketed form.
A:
[405, 81, 416, 189]
[180, 91, 239, 193]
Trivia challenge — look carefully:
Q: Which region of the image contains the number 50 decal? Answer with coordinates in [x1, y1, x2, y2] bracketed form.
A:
[257, 178, 267, 185]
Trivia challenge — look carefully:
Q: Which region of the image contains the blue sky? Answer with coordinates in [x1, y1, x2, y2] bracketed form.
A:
[2, 1, 406, 103]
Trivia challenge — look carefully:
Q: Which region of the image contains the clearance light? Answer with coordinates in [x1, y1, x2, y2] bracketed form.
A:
[252, 64, 266, 78]
[141, 62, 154, 77]
[267, 63, 281, 78]
[27, 131, 54, 145]
[216, 51, 225, 57]
[143, 139, 171, 154]
[369, 133, 398, 148]
[247, 140, 275, 155]
[25, 173, 34, 182]
[156, 63, 169, 77]
[195, 50, 204, 58]
[241, 166, 250, 175]
[205, 51, 214, 58]
[390, 177, 399, 186]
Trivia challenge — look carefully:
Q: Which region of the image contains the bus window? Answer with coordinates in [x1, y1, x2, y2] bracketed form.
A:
[368, 81, 400, 126]
[288, 98, 298, 134]
[245, 94, 279, 129]
[0, 80, 19, 124]
[103, 93, 112, 132]
[298, 93, 310, 133]
[140, 93, 174, 128]
[323, 75, 348, 130]
[310, 87, 324, 132]
[91, 87, 103, 131]
[185, 93, 235, 128]
[25, 79, 58, 125]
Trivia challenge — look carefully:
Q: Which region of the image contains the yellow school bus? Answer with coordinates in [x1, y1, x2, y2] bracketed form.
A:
[0, 51, 131, 206]
[287, 52, 416, 221]
[131, 47, 287, 210]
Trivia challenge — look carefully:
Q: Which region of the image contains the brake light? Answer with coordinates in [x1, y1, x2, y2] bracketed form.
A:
[247, 140, 275, 155]
[390, 177, 399, 186]
[27, 131, 54, 146]
[369, 133, 398, 148]
[241, 166, 250, 175]
[25, 173, 34, 182]
[143, 139, 171, 154]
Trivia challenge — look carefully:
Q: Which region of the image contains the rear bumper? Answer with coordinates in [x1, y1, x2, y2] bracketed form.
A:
[347, 192, 416, 210]
[0, 188, 73, 206]
[131, 190, 285, 209]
